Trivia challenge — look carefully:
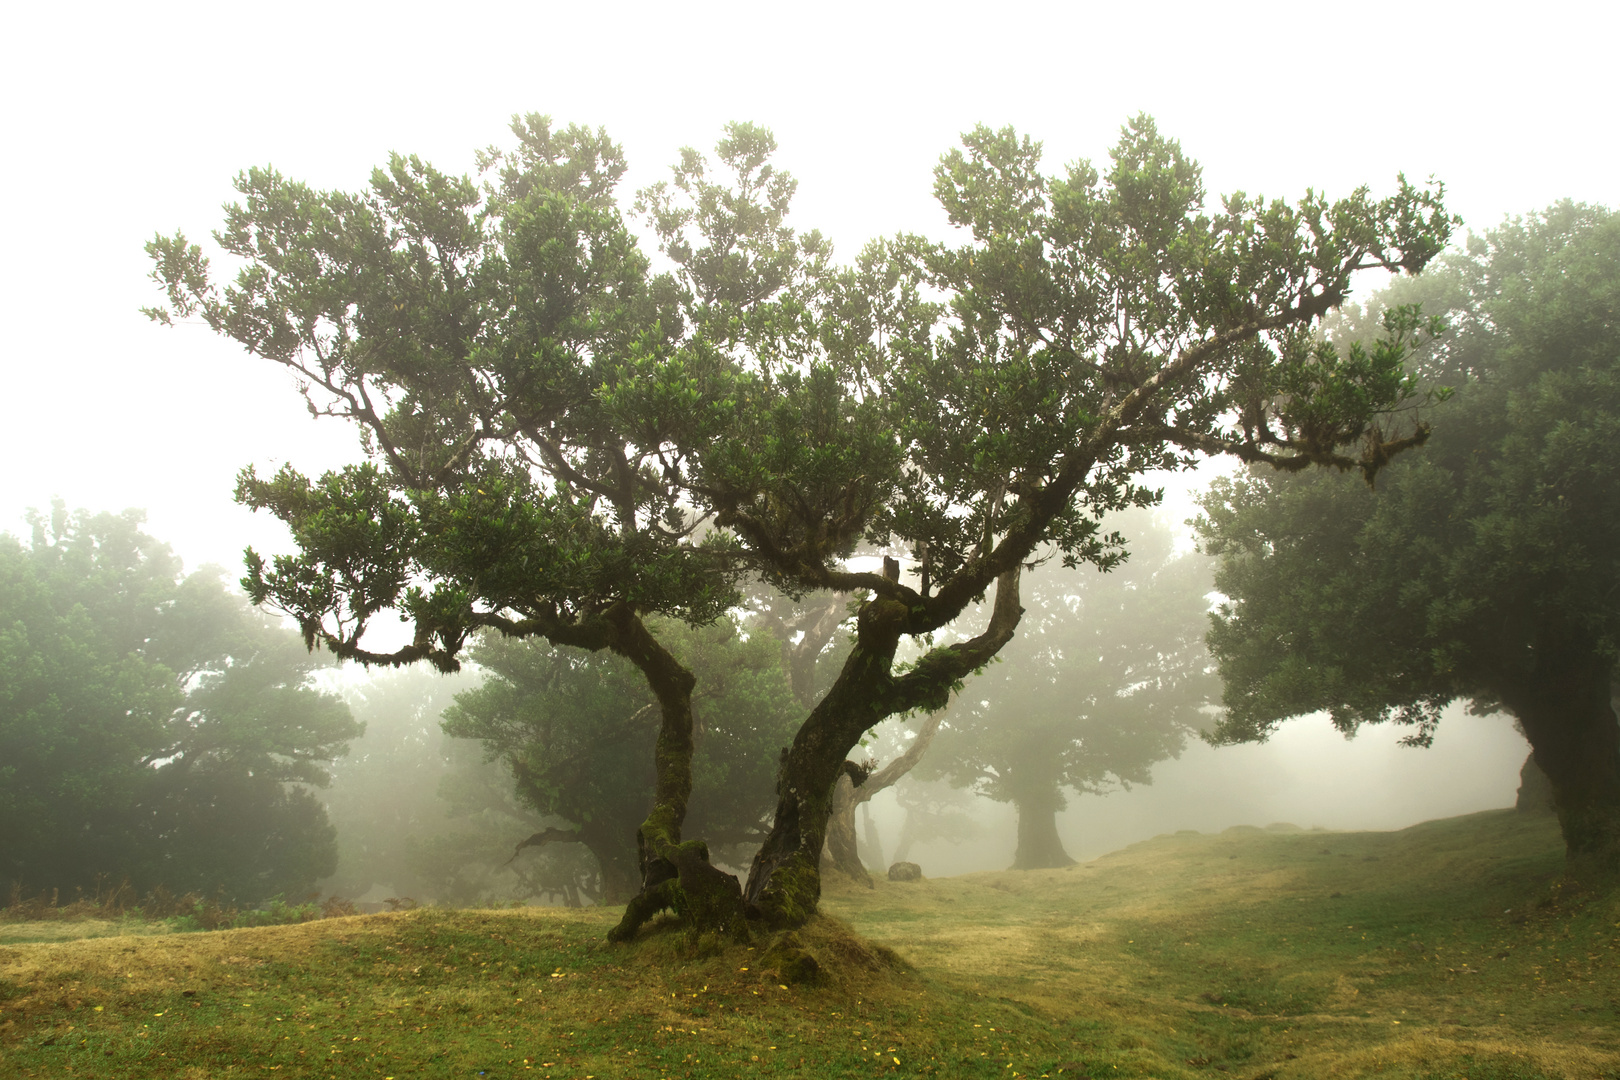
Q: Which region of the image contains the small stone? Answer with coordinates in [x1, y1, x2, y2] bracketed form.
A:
[887, 861, 922, 882]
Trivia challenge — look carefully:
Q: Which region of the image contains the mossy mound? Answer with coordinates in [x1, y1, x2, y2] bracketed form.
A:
[615, 909, 910, 996]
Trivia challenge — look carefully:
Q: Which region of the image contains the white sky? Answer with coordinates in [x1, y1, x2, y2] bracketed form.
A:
[4, 0, 1613, 572]
[1, 0, 1608, 836]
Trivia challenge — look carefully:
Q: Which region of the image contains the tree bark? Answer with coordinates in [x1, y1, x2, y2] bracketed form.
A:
[744, 570, 1023, 927]
[822, 773, 870, 885]
[1515, 753, 1557, 814]
[606, 607, 749, 942]
[821, 712, 944, 884]
[503, 824, 640, 905]
[786, 593, 850, 709]
[1496, 644, 1620, 880]
[860, 802, 886, 870]
[1010, 787, 1076, 869]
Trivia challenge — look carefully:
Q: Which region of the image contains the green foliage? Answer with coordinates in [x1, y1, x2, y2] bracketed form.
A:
[146, 111, 1457, 923]
[144, 110, 1454, 676]
[1195, 203, 1620, 872]
[917, 512, 1216, 858]
[443, 618, 802, 871]
[1198, 203, 1620, 744]
[0, 504, 361, 903]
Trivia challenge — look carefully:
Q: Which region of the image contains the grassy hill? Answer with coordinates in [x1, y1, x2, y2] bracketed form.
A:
[2, 809, 1615, 1079]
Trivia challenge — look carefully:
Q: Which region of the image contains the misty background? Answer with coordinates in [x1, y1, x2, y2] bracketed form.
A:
[2, 0, 1604, 901]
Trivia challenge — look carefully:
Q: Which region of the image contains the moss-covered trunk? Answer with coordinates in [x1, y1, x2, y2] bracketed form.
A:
[744, 596, 907, 925]
[745, 571, 1023, 926]
[606, 608, 749, 942]
[1500, 645, 1620, 880]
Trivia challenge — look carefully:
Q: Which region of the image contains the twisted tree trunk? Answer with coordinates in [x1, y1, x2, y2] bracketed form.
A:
[744, 571, 1023, 926]
[1498, 643, 1620, 881]
[606, 608, 749, 943]
[503, 823, 640, 904]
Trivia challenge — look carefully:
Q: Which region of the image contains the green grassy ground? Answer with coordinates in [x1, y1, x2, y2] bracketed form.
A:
[1, 809, 1615, 1079]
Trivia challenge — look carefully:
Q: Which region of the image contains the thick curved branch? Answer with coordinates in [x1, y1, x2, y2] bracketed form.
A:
[504, 827, 585, 866]
[852, 710, 944, 807]
[888, 567, 1024, 716]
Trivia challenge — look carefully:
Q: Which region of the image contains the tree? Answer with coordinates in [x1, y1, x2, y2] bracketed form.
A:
[1194, 203, 1620, 878]
[0, 505, 361, 902]
[318, 665, 491, 903]
[147, 113, 1453, 936]
[441, 617, 802, 903]
[822, 710, 942, 885]
[916, 511, 1216, 868]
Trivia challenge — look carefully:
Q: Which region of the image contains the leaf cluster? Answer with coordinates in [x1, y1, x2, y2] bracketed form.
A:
[1197, 202, 1620, 745]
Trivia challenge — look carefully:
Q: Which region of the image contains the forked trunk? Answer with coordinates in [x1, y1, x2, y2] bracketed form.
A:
[1499, 645, 1620, 881]
[820, 712, 942, 885]
[821, 774, 872, 885]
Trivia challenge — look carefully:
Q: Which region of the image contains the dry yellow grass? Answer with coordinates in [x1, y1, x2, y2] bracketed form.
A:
[2, 809, 1615, 1079]
[822, 811, 1620, 1078]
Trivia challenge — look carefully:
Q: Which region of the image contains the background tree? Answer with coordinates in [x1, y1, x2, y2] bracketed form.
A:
[887, 776, 983, 867]
[147, 114, 1454, 935]
[821, 710, 942, 885]
[0, 505, 360, 902]
[318, 665, 512, 904]
[1195, 202, 1620, 878]
[915, 511, 1216, 869]
[442, 617, 802, 902]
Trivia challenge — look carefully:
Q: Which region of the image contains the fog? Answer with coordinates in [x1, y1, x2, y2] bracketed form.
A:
[1, 1, 1609, 895]
[863, 705, 1529, 878]
[4, 1, 1614, 580]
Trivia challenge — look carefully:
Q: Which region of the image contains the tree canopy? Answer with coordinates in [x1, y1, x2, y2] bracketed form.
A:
[918, 511, 1216, 868]
[1195, 202, 1620, 877]
[147, 112, 1453, 935]
[0, 504, 361, 903]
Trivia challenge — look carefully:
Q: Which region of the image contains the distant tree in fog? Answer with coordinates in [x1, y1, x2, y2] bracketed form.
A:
[1196, 203, 1620, 880]
[0, 504, 360, 904]
[442, 617, 801, 902]
[319, 666, 566, 906]
[917, 512, 1216, 868]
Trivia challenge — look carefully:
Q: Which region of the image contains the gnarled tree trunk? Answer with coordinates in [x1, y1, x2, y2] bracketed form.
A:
[1497, 643, 1620, 881]
[504, 822, 641, 904]
[744, 570, 1023, 927]
[822, 773, 870, 884]
[606, 608, 749, 943]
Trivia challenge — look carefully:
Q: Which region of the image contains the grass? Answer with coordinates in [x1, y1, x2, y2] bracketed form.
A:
[1, 881, 361, 945]
[1, 809, 1616, 1079]
[825, 810, 1620, 1079]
